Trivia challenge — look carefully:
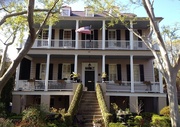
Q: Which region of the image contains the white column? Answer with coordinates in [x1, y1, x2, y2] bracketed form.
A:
[102, 20, 105, 50]
[159, 70, 163, 93]
[48, 25, 52, 48]
[74, 54, 78, 73]
[15, 64, 20, 90]
[130, 55, 134, 92]
[45, 54, 50, 91]
[75, 20, 79, 49]
[102, 55, 105, 72]
[130, 20, 133, 50]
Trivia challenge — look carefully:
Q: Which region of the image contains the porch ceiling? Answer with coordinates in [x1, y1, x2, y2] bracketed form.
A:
[27, 54, 153, 60]
[43, 20, 150, 29]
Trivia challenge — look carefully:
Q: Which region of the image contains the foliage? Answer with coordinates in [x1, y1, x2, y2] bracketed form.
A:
[109, 122, 126, 127]
[151, 114, 171, 127]
[160, 105, 180, 117]
[70, 72, 80, 78]
[101, 72, 107, 78]
[0, 103, 7, 118]
[65, 84, 83, 125]
[0, 118, 14, 127]
[134, 115, 143, 127]
[96, 83, 112, 126]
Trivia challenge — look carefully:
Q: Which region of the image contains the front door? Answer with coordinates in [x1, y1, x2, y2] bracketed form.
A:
[85, 71, 95, 91]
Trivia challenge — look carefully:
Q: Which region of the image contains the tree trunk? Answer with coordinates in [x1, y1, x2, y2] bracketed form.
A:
[166, 75, 180, 127]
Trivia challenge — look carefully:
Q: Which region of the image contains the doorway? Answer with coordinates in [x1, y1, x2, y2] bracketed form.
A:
[85, 71, 95, 91]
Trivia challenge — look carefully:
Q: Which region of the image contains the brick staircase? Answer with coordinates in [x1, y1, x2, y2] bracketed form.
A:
[76, 91, 103, 127]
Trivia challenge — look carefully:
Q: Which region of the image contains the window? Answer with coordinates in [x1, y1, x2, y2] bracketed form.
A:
[85, 7, 94, 17]
[64, 30, 71, 39]
[62, 64, 71, 79]
[62, 9, 70, 16]
[40, 63, 46, 80]
[38, 29, 48, 39]
[134, 65, 140, 82]
[108, 30, 116, 48]
[109, 64, 117, 81]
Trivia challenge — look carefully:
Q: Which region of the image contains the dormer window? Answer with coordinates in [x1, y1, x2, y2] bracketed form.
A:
[61, 6, 71, 16]
[109, 6, 119, 17]
[84, 6, 94, 17]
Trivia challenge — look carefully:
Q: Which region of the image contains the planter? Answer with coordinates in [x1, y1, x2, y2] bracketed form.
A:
[93, 123, 101, 127]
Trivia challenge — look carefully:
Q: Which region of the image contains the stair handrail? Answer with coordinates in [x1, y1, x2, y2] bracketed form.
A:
[96, 83, 112, 127]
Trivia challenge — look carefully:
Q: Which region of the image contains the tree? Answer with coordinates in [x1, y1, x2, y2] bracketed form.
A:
[85, 0, 180, 126]
[0, 0, 76, 95]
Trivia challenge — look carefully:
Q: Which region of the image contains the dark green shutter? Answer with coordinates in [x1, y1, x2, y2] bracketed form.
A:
[126, 64, 130, 81]
[19, 58, 31, 80]
[116, 30, 121, 47]
[105, 30, 108, 47]
[58, 64, 62, 80]
[72, 29, 75, 47]
[117, 64, 121, 80]
[138, 29, 142, 41]
[36, 63, 40, 80]
[51, 29, 55, 47]
[125, 30, 129, 40]
[140, 64, 144, 81]
[94, 30, 98, 48]
[49, 64, 53, 80]
[105, 64, 109, 81]
[59, 29, 63, 47]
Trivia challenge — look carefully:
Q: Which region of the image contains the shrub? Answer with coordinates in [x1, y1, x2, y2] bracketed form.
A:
[109, 122, 126, 127]
[134, 115, 143, 127]
[160, 105, 180, 117]
[151, 114, 171, 127]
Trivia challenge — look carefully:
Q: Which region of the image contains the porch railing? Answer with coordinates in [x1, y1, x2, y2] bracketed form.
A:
[15, 80, 73, 91]
[18, 39, 158, 50]
[106, 81, 160, 93]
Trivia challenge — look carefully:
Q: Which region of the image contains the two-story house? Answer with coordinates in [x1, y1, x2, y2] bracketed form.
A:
[12, 6, 167, 114]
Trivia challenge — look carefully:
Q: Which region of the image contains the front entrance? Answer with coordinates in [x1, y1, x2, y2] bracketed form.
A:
[85, 71, 95, 91]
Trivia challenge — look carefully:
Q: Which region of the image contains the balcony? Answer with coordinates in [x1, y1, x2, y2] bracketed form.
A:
[23, 39, 158, 50]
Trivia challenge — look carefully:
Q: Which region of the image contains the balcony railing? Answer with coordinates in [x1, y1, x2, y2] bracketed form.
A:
[15, 80, 160, 93]
[106, 81, 160, 93]
[22, 39, 158, 50]
[15, 80, 73, 91]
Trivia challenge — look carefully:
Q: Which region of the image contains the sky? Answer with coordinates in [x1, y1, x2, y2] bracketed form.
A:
[70, 0, 180, 27]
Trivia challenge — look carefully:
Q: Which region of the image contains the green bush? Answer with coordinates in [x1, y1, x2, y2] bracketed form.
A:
[151, 114, 171, 127]
[109, 122, 126, 127]
[96, 84, 112, 126]
[65, 84, 83, 125]
[134, 115, 143, 127]
[160, 105, 180, 117]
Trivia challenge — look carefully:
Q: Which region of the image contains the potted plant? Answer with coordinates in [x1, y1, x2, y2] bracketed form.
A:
[70, 72, 79, 82]
[93, 118, 102, 127]
[101, 72, 107, 82]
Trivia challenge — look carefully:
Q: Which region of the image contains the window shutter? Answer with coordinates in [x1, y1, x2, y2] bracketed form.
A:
[58, 64, 62, 80]
[49, 64, 53, 80]
[94, 30, 98, 48]
[59, 29, 63, 47]
[125, 30, 129, 40]
[51, 29, 55, 39]
[126, 64, 130, 81]
[140, 64, 144, 81]
[105, 64, 109, 81]
[138, 29, 142, 41]
[117, 64, 122, 81]
[19, 58, 31, 80]
[36, 63, 40, 80]
[116, 30, 121, 47]
[105, 30, 108, 47]
[72, 30, 75, 47]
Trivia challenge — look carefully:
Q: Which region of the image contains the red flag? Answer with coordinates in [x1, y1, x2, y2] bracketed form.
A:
[76, 26, 91, 34]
